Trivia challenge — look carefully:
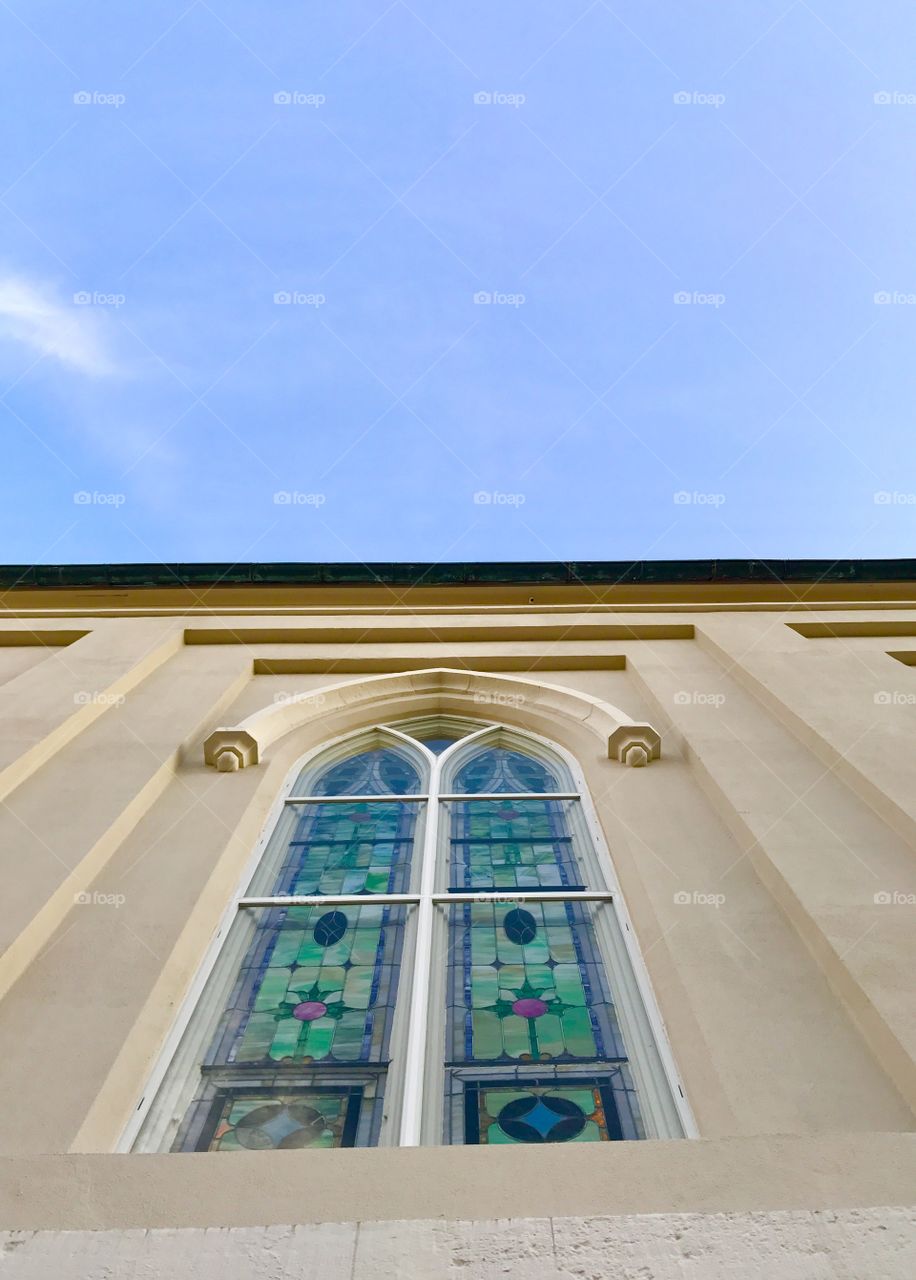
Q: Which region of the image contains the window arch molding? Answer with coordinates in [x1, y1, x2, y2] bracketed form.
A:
[124, 714, 693, 1153]
[203, 668, 662, 772]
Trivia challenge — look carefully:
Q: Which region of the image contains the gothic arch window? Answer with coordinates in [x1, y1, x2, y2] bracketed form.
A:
[129, 719, 691, 1152]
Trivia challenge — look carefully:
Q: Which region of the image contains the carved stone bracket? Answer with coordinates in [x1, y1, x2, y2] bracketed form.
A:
[607, 724, 661, 768]
[203, 729, 259, 773]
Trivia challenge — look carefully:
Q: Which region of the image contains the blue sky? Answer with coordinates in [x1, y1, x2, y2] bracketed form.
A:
[1, 0, 915, 566]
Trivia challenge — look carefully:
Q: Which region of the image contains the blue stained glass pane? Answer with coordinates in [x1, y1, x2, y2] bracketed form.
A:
[452, 747, 560, 794]
[305, 747, 421, 796]
[419, 736, 459, 754]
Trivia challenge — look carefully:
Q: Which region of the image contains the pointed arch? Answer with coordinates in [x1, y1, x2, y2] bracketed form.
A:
[203, 668, 661, 771]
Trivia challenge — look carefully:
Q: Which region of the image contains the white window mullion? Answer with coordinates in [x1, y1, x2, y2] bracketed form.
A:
[396, 724, 496, 1146]
[397, 752, 441, 1146]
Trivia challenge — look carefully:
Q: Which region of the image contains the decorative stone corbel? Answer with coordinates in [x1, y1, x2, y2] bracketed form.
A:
[203, 729, 259, 772]
[607, 724, 661, 768]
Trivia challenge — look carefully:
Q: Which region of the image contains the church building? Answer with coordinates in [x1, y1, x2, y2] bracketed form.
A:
[0, 559, 913, 1277]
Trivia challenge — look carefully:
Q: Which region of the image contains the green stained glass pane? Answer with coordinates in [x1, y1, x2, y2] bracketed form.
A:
[554, 964, 587, 1006]
[561, 1005, 598, 1056]
[233, 1013, 276, 1061]
[269, 928, 301, 968]
[350, 929, 381, 967]
[531, 1014, 565, 1056]
[501, 1016, 532, 1059]
[342, 967, 374, 1008]
[301, 1018, 336, 1060]
[470, 924, 497, 966]
[269, 1017, 301, 1060]
[471, 1010, 503, 1059]
[470, 966, 499, 1008]
[252, 970, 291, 1011]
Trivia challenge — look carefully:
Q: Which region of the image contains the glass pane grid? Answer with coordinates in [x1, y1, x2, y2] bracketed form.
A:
[445, 798, 584, 894]
[274, 801, 421, 897]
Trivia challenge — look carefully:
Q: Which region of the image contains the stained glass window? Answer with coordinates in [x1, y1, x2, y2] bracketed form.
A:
[133, 722, 685, 1153]
[167, 742, 423, 1152]
[442, 740, 646, 1146]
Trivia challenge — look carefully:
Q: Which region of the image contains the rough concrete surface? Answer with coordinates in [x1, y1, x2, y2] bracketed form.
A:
[2, 1208, 915, 1279]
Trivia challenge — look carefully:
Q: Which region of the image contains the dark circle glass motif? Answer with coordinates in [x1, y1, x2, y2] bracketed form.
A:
[503, 908, 538, 946]
[313, 910, 348, 947]
[496, 1094, 587, 1143]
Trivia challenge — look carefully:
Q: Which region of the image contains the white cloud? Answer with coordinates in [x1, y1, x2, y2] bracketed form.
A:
[0, 276, 116, 375]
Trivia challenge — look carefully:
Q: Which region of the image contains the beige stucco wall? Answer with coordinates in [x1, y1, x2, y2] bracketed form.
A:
[0, 590, 914, 1251]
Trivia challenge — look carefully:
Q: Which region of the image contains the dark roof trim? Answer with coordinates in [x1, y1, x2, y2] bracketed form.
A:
[1, 560, 915, 590]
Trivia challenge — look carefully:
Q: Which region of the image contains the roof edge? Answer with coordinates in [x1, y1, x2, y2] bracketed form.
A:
[2, 559, 916, 590]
